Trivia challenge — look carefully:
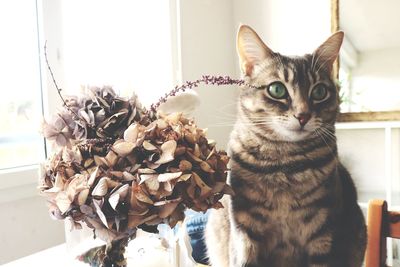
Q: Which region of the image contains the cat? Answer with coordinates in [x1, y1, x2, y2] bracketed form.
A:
[205, 25, 366, 267]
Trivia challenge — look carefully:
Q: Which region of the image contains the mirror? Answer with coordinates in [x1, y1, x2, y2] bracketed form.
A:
[335, 0, 400, 121]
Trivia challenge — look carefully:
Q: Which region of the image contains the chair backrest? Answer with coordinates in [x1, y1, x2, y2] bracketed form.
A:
[365, 199, 400, 267]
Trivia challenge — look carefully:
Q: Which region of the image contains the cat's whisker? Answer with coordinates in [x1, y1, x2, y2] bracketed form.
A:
[208, 121, 273, 127]
[319, 126, 336, 141]
[214, 102, 239, 118]
[317, 129, 336, 145]
[314, 128, 335, 157]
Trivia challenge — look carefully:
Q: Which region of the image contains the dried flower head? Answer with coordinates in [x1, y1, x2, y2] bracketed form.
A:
[39, 85, 233, 244]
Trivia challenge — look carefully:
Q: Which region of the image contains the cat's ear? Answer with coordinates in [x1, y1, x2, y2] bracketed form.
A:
[237, 25, 274, 77]
[313, 31, 344, 73]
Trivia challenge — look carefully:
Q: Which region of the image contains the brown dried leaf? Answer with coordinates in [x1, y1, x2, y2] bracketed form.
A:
[88, 166, 101, 186]
[93, 200, 109, 228]
[109, 171, 124, 178]
[84, 158, 94, 168]
[106, 178, 120, 189]
[163, 181, 174, 193]
[105, 150, 118, 167]
[67, 174, 88, 198]
[186, 151, 203, 163]
[94, 155, 108, 167]
[206, 146, 216, 160]
[192, 172, 212, 198]
[80, 204, 93, 215]
[155, 119, 168, 129]
[113, 141, 136, 157]
[92, 177, 109, 197]
[138, 168, 157, 174]
[76, 188, 90, 206]
[184, 133, 196, 144]
[179, 173, 192, 181]
[158, 172, 182, 182]
[174, 146, 186, 156]
[178, 160, 192, 172]
[122, 171, 136, 181]
[193, 144, 202, 158]
[142, 141, 158, 151]
[85, 217, 117, 242]
[154, 199, 182, 219]
[130, 182, 153, 214]
[200, 161, 215, 173]
[140, 174, 160, 193]
[124, 123, 139, 143]
[55, 192, 72, 214]
[155, 140, 177, 164]
[109, 184, 129, 210]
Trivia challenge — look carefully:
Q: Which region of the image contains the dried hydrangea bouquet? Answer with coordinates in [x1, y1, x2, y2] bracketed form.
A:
[38, 53, 249, 266]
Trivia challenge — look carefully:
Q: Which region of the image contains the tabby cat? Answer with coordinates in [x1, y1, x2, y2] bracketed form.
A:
[205, 25, 366, 267]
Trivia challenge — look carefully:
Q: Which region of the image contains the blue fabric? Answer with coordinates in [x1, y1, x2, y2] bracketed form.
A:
[185, 210, 209, 265]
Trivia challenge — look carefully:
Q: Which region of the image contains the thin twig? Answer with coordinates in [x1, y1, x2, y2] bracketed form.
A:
[44, 42, 91, 128]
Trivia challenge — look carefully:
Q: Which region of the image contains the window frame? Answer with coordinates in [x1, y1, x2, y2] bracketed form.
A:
[0, 0, 183, 204]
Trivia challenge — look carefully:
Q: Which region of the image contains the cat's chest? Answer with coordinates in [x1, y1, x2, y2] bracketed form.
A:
[230, 168, 332, 235]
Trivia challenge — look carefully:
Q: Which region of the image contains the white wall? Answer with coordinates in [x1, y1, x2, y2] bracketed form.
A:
[179, 0, 238, 148]
[0, 196, 65, 264]
[336, 128, 400, 205]
[233, 0, 331, 56]
[350, 47, 400, 112]
[181, 0, 332, 148]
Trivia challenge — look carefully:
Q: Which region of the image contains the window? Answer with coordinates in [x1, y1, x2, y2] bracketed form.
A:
[0, 0, 177, 185]
[0, 0, 176, 172]
[0, 0, 45, 170]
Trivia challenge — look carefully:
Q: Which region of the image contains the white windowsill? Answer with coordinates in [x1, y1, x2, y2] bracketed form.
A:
[0, 165, 40, 203]
[1, 243, 86, 267]
[336, 120, 400, 130]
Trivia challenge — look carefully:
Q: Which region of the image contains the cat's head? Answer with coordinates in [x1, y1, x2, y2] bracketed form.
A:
[236, 25, 343, 142]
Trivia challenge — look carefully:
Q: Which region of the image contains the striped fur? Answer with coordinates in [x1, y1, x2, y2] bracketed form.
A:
[205, 25, 366, 267]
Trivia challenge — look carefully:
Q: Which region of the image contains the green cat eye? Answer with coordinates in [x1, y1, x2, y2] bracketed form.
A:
[311, 84, 328, 101]
[267, 82, 287, 99]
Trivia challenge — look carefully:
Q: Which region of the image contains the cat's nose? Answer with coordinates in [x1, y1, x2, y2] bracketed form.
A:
[294, 113, 311, 126]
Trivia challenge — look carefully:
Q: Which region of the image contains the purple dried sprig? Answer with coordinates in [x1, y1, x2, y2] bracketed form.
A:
[149, 75, 257, 113]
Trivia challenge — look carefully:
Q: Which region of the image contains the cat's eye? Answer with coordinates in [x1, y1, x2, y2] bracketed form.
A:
[267, 82, 288, 99]
[311, 84, 329, 102]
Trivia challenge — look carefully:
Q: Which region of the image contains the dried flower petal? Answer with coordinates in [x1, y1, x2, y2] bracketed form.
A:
[113, 141, 136, 157]
[77, 188, 90, 206]
[55, 192, 72, 214]
[109, 184, 129, 210]
[154, 198, 182, 219]
[93, 200, 109, 228]
[124, 124, 139, 143]
[92, 177, 109, 197]
[158, 172, 182, 182]
[155, 140, 177, 164]
[192, 172, 212, 198]
[178, 160, 192, 172]
[142, 141, 157, 151]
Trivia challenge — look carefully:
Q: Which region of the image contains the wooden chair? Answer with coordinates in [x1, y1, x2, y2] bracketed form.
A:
[365, 199, 400, 267]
